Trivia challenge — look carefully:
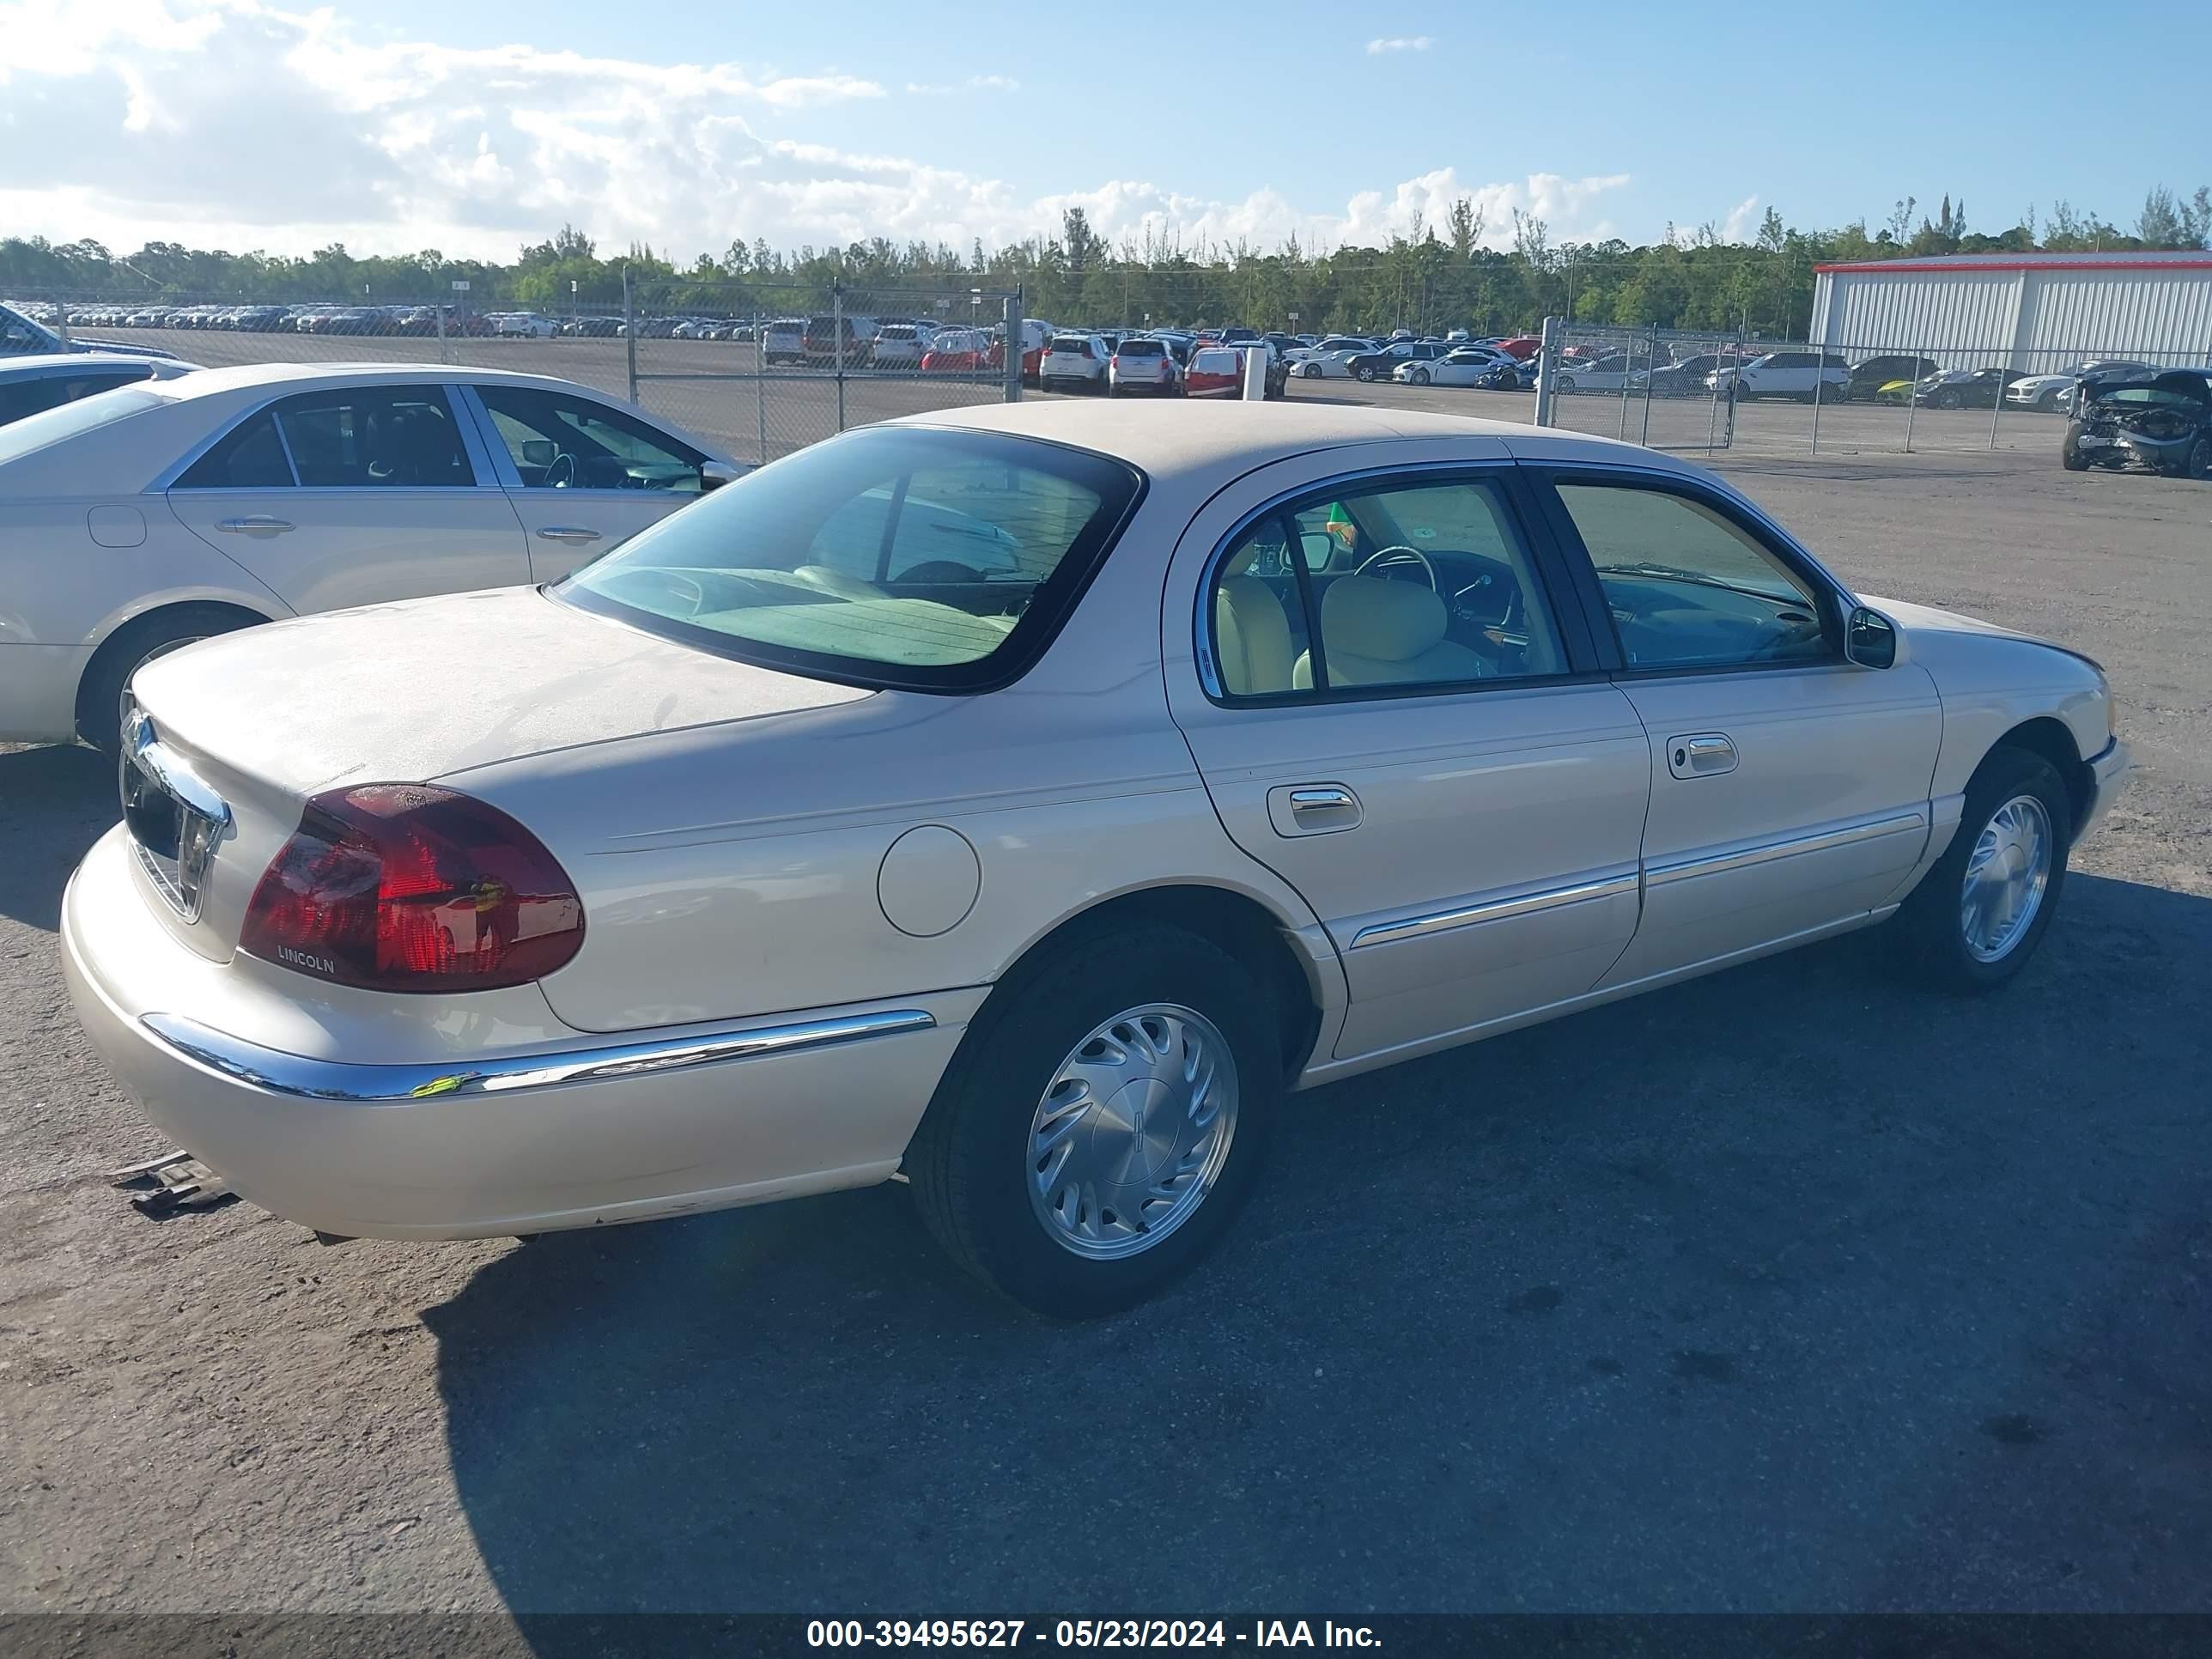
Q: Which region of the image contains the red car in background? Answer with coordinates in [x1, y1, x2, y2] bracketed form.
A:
[919, 328, 998, 374]
[1182, 345, 1244, 397]
[1492, 336, 1541, 361]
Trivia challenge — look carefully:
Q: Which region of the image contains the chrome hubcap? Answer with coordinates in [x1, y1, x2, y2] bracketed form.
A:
[1027, 1003, 1237, 1261]
[1960, 794, 2052, 963]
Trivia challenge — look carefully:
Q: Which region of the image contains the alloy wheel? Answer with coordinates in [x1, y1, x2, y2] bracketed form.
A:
[1960, 794, 2052, 963]
[1026, 1003, 1239, 1261]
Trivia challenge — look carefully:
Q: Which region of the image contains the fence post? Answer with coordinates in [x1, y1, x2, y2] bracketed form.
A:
[1004, 288, 1024, 404]
[1987, 347, 2006, 453]
[434, 301, 448, 366]
[832, 281, 846, 433]
[1533, 315, 1560, 427]
[53, 295, 70, 347]
[755, 319, 769, 466]
[623, 265, 639, 404]
[1809, 335, 1827, 456]
[1640, 322, 1657, 447]
[1902, 336, 1920, 454]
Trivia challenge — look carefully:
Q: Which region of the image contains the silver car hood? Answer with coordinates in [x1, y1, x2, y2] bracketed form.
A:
[130, 585, 872, 797]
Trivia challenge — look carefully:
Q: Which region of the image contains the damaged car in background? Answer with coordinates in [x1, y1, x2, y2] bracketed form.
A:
[2062, 368, 2212, 478]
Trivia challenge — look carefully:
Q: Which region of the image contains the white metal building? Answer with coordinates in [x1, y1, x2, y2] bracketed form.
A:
[1810, 252, 2212, 373]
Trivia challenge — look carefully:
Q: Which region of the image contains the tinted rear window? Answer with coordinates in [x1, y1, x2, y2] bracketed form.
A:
[1117, 339, 1164, 357]
[1049, 337, 1092, 353]
[558, 426, 1142, 692]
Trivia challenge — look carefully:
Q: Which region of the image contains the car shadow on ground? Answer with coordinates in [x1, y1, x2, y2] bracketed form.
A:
[0, 743, 115, 931]
[427, 872, 2212, 1624]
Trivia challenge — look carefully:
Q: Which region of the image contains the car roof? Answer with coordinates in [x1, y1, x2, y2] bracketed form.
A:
[894, 398, 1698, 479]
[118, 360, 647, 403]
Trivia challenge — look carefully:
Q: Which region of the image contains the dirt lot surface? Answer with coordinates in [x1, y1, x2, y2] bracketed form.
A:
[3, 430, 2208, 1621]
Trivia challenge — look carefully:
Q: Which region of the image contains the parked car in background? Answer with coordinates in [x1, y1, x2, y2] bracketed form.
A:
[1182, 346, 1246, 397]
[1843, 356, 1942, 403]
[871, 323, 937, 370]
[494, 313, 560, 339]
[1289, 336, 1377, 365]
[1232, 340, 1290, 398]
[2, 301, 186, 362]
[919, 329, 996, 374]
[2062, 368, 2212, 477]
[1710, 351, 1851, 402]
[1637, 352, 1751, 398]
[2007, 360, 2157, 414]
[1491, 336, 1542, 362]
[1108, 337, 1182, 397]
[0, 355, 200, 427]
[1341, 340, 1457, 383]
[58, 402, 2127, 1317]
[1041, 333, 1112, 392]
[0, 362, 744, 752]
[1542, 353, 1638, 394]
[562, 316, 625, 338]
[1395, 347, 1516, 388]
[1912, 368, 2030, 410]
[804, 314, 879, 366]
[758, 319, 806, 365]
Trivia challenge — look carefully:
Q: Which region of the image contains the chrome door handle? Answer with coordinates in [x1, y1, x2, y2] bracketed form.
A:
[1667, 733, 1739, 778]
[215, 516, 294, 535]
[1270, 782, 1363, 836]
[535, 526, 603, 544]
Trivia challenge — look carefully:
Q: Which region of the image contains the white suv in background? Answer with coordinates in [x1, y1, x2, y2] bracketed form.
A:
[1708, 350, 1850, 402]
[1040, 334, 1110, 392]
[870, 323, 936, 369]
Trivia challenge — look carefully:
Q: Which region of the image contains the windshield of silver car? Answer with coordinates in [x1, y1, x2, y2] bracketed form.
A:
[555, 426, 1143, 690]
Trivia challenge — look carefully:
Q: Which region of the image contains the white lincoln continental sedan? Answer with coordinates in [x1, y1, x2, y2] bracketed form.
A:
[63, 403, 2129, 1314]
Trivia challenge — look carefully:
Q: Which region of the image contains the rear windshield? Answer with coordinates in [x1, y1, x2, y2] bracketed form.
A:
[879, 325, 916, 341]
[0, 384, 169, 469]
[1116, 339, 1164, 357]
[1049, 337, 1091, 353]
[557, 426, 1143, 691]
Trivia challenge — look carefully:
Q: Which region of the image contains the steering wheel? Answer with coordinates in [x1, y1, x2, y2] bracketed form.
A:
[1352, 544, 1437, 591]
[544, 451, 578, 489]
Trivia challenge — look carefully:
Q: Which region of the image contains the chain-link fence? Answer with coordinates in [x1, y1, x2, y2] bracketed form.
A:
[622, 277, 1021, 465]
[6, 278, 1026, 467]
[1530, 313, 2212, 457]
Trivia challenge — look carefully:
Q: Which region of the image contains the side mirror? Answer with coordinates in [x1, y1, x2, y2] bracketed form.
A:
[1298, 531, 1335, 571]
[1844, 605, 1898, 669]
[699, 460, 746, 493]
[518, 438, 557, 469]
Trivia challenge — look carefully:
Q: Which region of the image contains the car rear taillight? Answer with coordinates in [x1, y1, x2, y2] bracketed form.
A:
[241, 785, 584, 994]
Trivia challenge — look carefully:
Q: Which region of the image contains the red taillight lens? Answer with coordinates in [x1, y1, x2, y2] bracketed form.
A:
[241, 785, 584, 994]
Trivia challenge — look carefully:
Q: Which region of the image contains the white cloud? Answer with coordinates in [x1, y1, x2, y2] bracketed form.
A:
[1722, 194, 1759, 242]
[0, 1, 1632, 264]
[1365, 35, 1432, 54]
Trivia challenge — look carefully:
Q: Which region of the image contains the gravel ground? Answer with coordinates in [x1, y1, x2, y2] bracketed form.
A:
[2, 444, 2208, 1620]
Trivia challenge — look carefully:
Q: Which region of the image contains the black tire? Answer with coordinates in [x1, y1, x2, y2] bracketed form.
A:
[1891, 745, 2072, 994]
[1355, 364, 1376, 382]
[906, 923, 1279, 1317]
[2036, 389, 2062, 414]
[1409, 368, 1431, 386]
[1936, 388, 1963, 410]
[2061, 430, 2090, 471]
[77, 605, 258, 757]
[2183, 435, 2212, 480]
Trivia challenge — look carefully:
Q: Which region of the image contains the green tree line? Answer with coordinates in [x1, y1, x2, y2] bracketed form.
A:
[7, 185, 2208, 339]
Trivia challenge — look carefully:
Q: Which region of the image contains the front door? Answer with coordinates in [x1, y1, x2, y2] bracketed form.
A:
[1164, 450, 1652, 1065]
[164, 382, 529, 614]
[461, 382, 715, 580]
[1535, 471, 1943, 988]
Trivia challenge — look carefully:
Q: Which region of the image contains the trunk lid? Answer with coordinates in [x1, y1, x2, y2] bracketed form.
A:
[122, 586, 872, 961]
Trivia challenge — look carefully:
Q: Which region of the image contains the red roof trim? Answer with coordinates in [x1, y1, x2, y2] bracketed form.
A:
[1815, 258, 2212, 275]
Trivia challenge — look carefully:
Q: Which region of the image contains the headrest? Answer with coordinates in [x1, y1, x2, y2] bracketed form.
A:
[1319, 577, 1448, 661]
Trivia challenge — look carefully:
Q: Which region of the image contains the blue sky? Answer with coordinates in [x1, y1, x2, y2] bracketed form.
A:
[3, 0, 2208, 262]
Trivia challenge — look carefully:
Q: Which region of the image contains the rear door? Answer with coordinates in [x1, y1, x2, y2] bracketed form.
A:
[165, 382, 530, 614]
[1530, 465, 1942, 987]
[1164, 444, 1651, 1065]
[460, 382, 714, 580]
